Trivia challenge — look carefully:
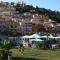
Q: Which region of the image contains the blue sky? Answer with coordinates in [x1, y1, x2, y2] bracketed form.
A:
[0, 0, 60, 11]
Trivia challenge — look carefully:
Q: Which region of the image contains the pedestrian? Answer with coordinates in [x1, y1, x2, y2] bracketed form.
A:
[19, 43, 24, 55]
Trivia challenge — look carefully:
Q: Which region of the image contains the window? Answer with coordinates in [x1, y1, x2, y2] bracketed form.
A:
[11, 25, 13, 28]
[15, 25, 17, 28]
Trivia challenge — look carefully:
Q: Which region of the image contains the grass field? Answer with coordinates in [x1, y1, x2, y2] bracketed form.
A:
[10, 48, 60, 60]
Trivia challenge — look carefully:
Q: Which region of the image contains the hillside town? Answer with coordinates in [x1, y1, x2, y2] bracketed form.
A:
[0, 2, 60, 36]
[0, 1, 60, 60]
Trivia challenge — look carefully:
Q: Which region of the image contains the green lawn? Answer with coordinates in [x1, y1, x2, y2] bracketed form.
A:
[10, 48, 60, 60]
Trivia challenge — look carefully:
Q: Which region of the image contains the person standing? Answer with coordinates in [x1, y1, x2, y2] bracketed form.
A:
[19, 43, 24, 55]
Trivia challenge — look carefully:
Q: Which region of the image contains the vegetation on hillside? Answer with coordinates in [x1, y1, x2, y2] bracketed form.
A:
[0, 1, 60, 22]
[16, 3, 60, 23]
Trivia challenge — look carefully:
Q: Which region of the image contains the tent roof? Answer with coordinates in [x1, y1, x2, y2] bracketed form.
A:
[30, 34, 41, 38]
[41, 35, 47, 38]
[48, 34, 54, 38]
[22, 34, 41, 39]
[22, 35, 31, 39]
[54, 36, 60, 39]
[30, 39, 43, 42]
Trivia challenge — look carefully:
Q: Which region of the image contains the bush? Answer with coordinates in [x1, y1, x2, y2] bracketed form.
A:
[36, 42, 43, 49]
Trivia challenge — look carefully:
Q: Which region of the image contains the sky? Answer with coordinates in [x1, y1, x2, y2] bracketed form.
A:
[0, 0, 60, 11]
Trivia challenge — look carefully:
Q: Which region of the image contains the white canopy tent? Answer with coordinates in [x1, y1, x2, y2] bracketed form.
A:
[30, 38, 43, 42]
[22, 35, 31, 39]
[30, 34, 41, 39]
[48, 34, 54, 39]
[41, 35, 47, 38]
[22, 34, 41, 39]
[30, 34, 43, 42]
[54, 36, 60, 39]
[41, 34, 55, 39]
[21, 34, 43, 42]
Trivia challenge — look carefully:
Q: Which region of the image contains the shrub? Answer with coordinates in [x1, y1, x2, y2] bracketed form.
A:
[36, 42, 43, 49]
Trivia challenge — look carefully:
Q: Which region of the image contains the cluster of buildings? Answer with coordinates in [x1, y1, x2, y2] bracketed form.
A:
[0, 2, 60, 35]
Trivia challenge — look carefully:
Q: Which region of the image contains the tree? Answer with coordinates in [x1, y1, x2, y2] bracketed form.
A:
[0, 39, 13, 60]
[11, 2, 15, 6]
[5, 2, 9, 5]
